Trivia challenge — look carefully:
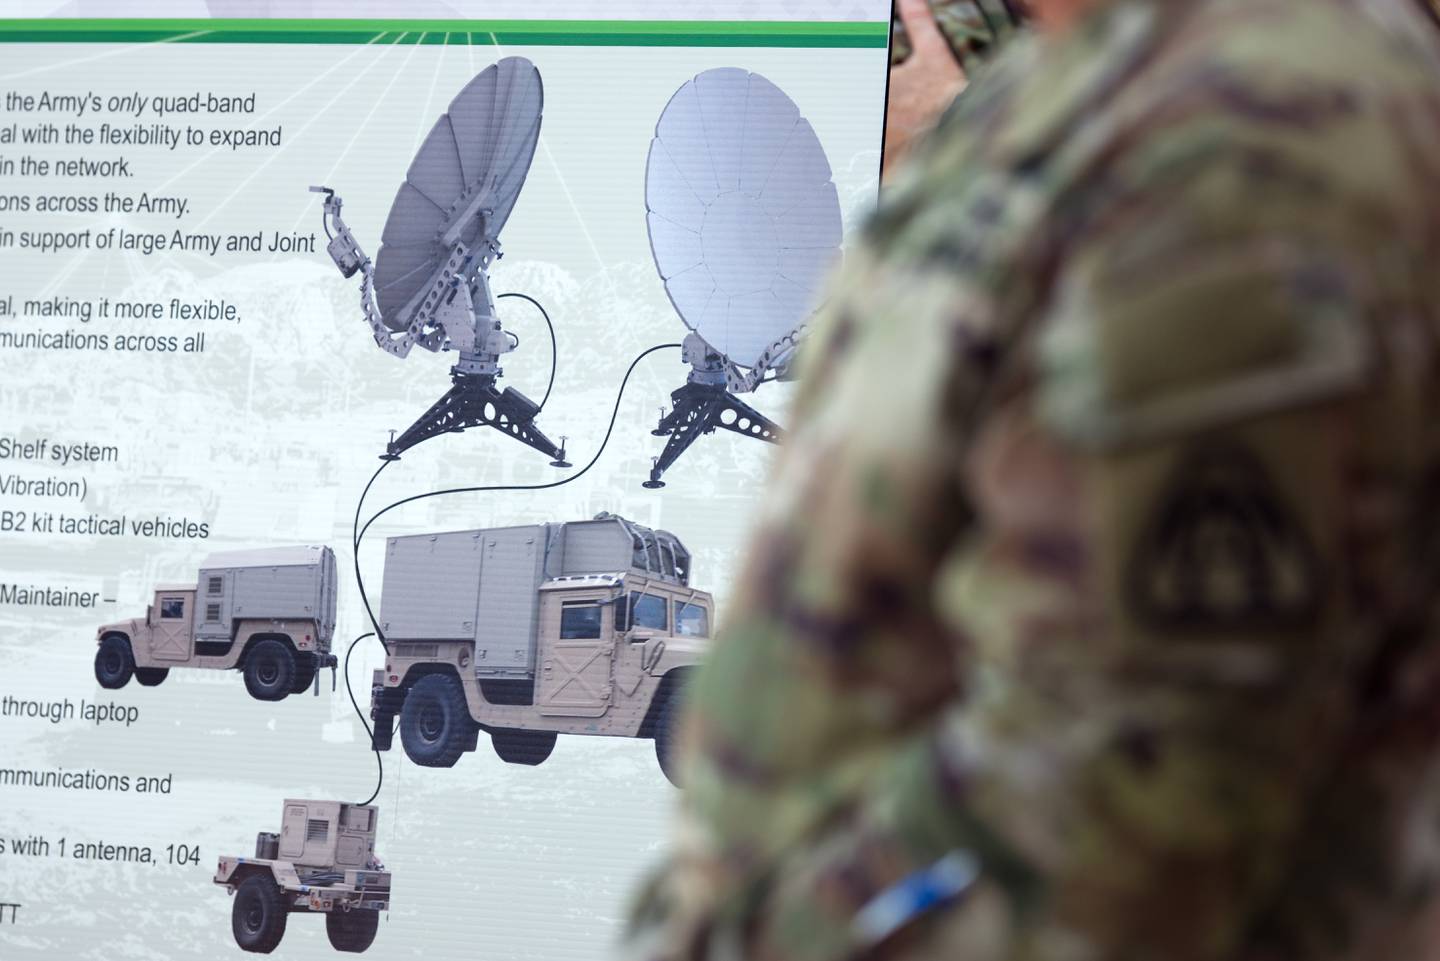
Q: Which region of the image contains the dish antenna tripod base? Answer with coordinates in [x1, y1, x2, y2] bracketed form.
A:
[384, 372, 570, 467]
[644, 383, 781, 489]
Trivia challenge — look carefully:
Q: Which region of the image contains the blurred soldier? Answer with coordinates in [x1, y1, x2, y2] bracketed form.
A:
[885, 0, 1024, 175]
[625, 0, 1440, 959]
[889, 0, 1026, 68]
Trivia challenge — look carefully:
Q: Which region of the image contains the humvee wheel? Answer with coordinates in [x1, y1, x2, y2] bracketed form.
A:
[232, 875, 287, 953]
[94, 635, 134, 689]
[290, 655, 318, 694]
[400, 674, 475, 768]
[491, 729, 557, 766]
[654, 675, 690, 788]
[326, 908, 379, 952]
[134, 667, 169, 687]
[244, 639, 296, 701]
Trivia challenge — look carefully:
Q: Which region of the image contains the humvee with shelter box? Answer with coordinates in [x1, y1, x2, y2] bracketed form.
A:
[215, 798, 391, 954]
[370, 513, 712, 784]
[94, 546, 339, 700]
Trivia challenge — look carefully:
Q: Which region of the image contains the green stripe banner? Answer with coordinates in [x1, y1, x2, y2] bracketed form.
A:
[0, 18, 890, 48]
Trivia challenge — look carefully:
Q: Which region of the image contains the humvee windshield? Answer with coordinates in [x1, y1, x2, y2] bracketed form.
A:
[675, 601, 708, 637]
[617, 593, 668, 632]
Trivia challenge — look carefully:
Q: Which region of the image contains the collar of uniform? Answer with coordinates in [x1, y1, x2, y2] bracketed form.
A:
[988, 0, 1175, 170]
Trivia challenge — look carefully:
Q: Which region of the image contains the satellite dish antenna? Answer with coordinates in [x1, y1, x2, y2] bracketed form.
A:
[642, 68, 842, 488]
[313, 56, 568, 466]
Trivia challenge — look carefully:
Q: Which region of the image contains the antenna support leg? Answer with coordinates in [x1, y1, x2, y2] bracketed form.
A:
[385, 371, 570, 466]
[644, 383, 782, 489]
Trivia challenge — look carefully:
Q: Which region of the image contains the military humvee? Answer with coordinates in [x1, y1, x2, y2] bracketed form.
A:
[215, 799, 391, 954]
[370, 514, 712, 785]
[94, 546, 339, 700]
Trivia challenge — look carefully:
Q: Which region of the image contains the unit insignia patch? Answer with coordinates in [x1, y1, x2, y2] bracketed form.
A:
[1127, 444, 1323, 631]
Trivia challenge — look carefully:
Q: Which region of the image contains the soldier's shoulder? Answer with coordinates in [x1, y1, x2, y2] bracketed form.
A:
[1107, 0, 1440, 210]
[872, 0, 1440, 260]
[1033, 0, 1440, 449]
[1188, 0, 1435, 84]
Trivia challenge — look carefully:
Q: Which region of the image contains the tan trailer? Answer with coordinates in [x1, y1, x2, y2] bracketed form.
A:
[215, 799, 391, 954]
[94, 546, 339, 700]
[369, 514, 712, 785]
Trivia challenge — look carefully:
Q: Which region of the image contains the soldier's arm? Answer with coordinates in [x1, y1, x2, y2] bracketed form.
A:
[728, 117, 1438, 960]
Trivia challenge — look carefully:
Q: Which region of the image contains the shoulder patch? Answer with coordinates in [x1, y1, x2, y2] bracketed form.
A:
[1127, 444, 1324, 631]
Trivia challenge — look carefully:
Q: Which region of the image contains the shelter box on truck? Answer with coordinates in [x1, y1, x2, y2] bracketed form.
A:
[94, 545, 340, 700]
[371, 514, 712, 783]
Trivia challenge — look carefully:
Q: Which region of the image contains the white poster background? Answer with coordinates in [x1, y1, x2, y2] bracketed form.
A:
[0, 27, 886, 961]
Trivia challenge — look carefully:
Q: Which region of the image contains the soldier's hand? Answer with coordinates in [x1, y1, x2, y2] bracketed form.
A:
[885, 0, 967, 180]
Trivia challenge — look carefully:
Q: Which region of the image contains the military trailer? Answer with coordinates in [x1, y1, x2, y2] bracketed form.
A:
[215, 799, 391, 954]
[94, 546, 339, 700]
[370, 513, 712, 785]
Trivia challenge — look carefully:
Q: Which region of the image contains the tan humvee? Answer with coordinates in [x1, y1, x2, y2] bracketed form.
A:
[215, 799, 391, 954]
[370, 514, 712, 785]
[95, 546, 339, 700]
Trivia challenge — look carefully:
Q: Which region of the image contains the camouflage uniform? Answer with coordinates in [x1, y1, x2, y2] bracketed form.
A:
[890, 0, 1025, 72]
[626, 1, 1440, 960]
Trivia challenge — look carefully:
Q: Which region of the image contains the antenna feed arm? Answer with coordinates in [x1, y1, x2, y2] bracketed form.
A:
[312, 185, 420, 360]
[312, 186, 366, 279]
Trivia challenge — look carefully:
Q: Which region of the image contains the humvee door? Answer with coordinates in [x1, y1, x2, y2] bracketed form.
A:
[150, 591, 194, 662]
[536, 594, 615, 717]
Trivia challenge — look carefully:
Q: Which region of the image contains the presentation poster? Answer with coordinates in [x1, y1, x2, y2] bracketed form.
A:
[0, 3, 889, 959]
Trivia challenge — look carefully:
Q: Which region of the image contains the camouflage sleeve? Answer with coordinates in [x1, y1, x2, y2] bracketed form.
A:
[700, 120, 1434, 960]
[625, 64, 1440, 958]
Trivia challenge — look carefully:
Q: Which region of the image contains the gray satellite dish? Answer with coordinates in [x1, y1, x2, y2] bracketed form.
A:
[642, 68, 842, 488]
[313, 56, 567, 466]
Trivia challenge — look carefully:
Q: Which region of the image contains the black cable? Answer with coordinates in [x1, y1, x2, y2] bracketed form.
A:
[299, 872, 344, 887]
[497, 292, 558, 412]
[352, 458, 392, 655]
[343, 631, 386, 806]
[347, 461, 391, 805]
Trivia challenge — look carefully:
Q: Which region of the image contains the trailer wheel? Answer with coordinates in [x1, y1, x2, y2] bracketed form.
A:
[290, 655, 318, 694]
[326, 908, 380, 953]
[653, 674, 691, 788]
[94, 635, 134, 689]
[491, 729, 557, 766]
[400, 674, 475, 768]
[232, 875, 287, 953]
[134, 667, 169, 687]
[243, 640, 296, 701]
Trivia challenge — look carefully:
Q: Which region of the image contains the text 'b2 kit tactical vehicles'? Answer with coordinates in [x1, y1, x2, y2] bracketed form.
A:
[215, 799, 391, 954]
[95, 546, 339, 700]
[370, 514, 712, 785]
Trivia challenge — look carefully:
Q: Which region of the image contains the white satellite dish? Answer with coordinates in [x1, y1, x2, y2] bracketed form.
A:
[642, 68, 842, 488]
[314, 57, 567, 466]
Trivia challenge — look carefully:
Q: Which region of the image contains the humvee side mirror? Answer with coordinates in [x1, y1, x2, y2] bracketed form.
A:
[145, 604, 153, 628]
